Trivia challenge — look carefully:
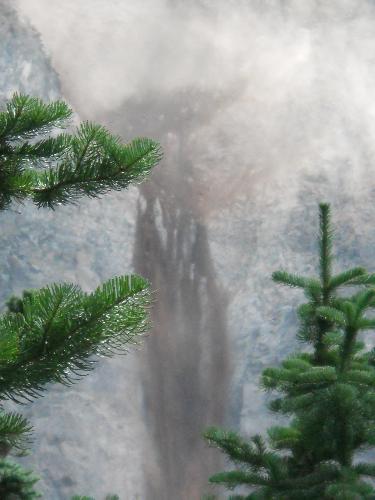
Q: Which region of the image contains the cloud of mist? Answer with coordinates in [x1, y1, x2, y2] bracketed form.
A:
[14, 0, 375, 215]
[15, 0, 249, 110]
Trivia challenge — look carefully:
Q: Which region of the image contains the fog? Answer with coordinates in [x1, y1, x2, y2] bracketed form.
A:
[15, 0, 375, 209]
[8, 0, 375, 498]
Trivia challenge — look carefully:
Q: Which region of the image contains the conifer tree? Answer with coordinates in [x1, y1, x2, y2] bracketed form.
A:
[204, 203, 375, 499]
[0, 93, 162, 498]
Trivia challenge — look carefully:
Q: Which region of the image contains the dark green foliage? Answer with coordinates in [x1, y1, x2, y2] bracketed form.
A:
[5, 291, 33, 315]
[0, 93, 162, 210]
[0, 276, 150, 402]
[0, 412, 32, 457]
[204, 204, 375, 499]
[71, 497, 95, 500]
[0, 93, 162, 498]
[0, 460, 40, 499]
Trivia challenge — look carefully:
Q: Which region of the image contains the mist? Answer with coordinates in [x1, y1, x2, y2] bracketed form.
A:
[8, 0, 375, 498]
[15, 0, 375, 208]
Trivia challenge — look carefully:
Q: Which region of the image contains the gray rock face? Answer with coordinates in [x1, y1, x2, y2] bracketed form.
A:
[5, 0, 375, 498]
[0, 0, 60, 101]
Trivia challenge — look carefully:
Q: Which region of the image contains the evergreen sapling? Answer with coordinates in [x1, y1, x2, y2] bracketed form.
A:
[205, 203, 375, 499]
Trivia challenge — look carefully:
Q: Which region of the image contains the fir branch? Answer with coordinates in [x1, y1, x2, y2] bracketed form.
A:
[267, 425, 301, 450]
[357, 317, 375, 330]
[296, 366, 337, 386]
[316, 306, 347, 327]
[0, 276, 151, 402]
[204, 428, 267, 471]
[31, 128, 162, 208]
[347, 273, 375, 286]
[209, 470, 269, 488]
[0, 93, 71, 142]
[354, 463, 375, 477]
[272, 271, 309, 289]
[0, 95, 162, 210]
[303, 279, 323, 303]
[11, 134, 73, 165]
[328, 267, 367, 290]
[0, 412, 32, 457]
[343, 369, 375, 387]
[352, 289, 375, 315]
[269, 393, 316, 414]
[319, 203, 333, 293]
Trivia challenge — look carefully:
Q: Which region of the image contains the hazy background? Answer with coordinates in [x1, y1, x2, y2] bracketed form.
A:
[1, 0, 375, 498]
